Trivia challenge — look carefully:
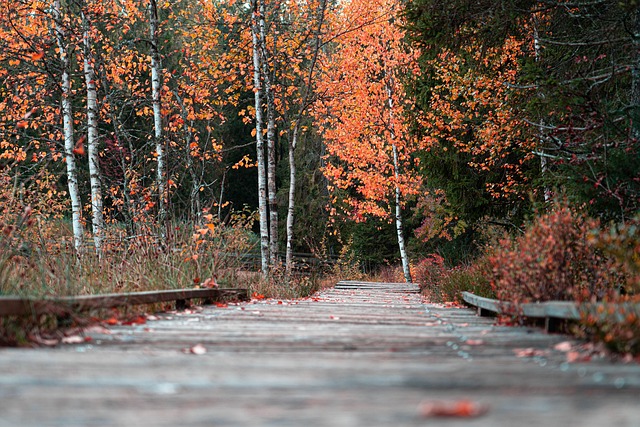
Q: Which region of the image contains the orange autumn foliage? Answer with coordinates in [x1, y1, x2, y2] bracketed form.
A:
[420, 33, 537, 200]
[314, 0, 422, 221]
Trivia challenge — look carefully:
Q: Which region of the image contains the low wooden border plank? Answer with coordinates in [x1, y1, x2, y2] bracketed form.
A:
[461, 291, 581, 321]
[0, 288, 248, 317]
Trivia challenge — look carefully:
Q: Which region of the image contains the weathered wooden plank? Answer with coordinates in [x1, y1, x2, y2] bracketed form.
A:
[2, 282, 640, 427]
[462, 291, 582, 320]
[0, 288, 248, 317]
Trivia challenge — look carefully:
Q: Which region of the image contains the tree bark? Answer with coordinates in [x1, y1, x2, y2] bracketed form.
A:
[173, 91, 201, 223]
[82, 11, 104, 258]
[385, 79, 412, 283]
[258, 1, 278, 266]
[54, 0, 84, 256]
[252, 0, 270, 276]
[285, 0, 328, 275]
[149, 0, 166, 232]
[632, 7, 640, 142]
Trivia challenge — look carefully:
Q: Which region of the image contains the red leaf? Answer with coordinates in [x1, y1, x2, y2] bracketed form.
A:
[185, 344, 207, 355]
[419, 399, 489, 418]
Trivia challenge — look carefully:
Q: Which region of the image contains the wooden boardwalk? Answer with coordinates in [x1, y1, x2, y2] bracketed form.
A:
[1, 281, 639, 426]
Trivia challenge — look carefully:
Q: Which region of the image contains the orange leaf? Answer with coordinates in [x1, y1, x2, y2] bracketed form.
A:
[31, 50, 44, 61]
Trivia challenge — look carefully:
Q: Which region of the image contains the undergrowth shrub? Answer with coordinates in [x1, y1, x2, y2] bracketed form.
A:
[488, 207, 620, 304]
[414, 254, 493, 303]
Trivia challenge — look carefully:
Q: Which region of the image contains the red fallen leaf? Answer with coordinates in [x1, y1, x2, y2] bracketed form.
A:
[61, 335, 86, 344]
[252, 292, 266, 300]
[419, 399, 489, 418]
[28, 333, 59, 347]
[514, 348, 548, 358]
[122, 315, 147, 325]
[215, 302, 228, 308]
[277, 301, 283, 305]
[554, 341, 573, 352]
[83, 325, 111, 335]
[184, 344, 207, 355]
[105, 317, 119, 325]
[566, 351, 591, 363]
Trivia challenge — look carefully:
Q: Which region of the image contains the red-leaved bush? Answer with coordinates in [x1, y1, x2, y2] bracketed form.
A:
[488, 207, 620, 304]
[415, 254, 494, 303]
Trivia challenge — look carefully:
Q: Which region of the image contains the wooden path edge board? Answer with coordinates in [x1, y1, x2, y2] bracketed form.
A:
[462, 291, 640, 325]
[0, 288, 249, 317]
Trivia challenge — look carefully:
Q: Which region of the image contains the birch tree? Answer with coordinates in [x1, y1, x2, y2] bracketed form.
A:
[251, 0, 270, 275]
[53, 0, 84, 255]
[148, 0, 166, 231]
[284, 0, 329, 275]
[313, 0, 421, 282]
[82, 7, 104, 257]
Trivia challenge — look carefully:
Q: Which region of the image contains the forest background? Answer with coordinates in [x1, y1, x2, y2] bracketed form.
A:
[1, 0, 639, 350]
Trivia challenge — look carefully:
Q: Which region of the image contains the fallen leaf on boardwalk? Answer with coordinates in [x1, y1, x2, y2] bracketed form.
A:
[252, 292, 266, 300]
[122, 315, 147, 325]
[465, 339, 484, 346]
[61, 335, 87, 344]
[419, 399, 489, 418]
[514, 348, 548, 358]
[566, 351, 591, 363]
[554, 341, 573, 352]
[329, 315, 340, 320]
[215, 302, 228, 308]
[83, 325, 111, 335]
[28, 333, 59, 347]
[105, 317, 119, 325]
[185, 344, 207, 355]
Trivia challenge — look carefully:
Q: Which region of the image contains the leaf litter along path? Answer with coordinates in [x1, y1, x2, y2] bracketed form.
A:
[1, 282, 640, 427]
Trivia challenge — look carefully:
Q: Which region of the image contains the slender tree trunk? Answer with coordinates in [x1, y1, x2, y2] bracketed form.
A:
[258, 1, 278, 266]
[149, 0, 166, 232]
[285, 0, 328, 275]
[632, 7, 640, 142]
[54, 0, 84, 256]
[252, 0, 270, 276]
[391, 143, 411, 283]
[385, 79, 411, 283]
[173, 91, 201, 223]
[532, 14, 551, 203]
[285, 126, 298, 274]
[82, 11, 104, 258]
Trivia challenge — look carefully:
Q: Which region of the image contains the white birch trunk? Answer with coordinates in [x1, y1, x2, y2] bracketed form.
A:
[149, 0, 166, 229]
[258, 1, 278, 266]
[252, 0, 270, 276]
[533, 15, 551, 203]
[632, 8, 640, 142]
[392, 143, 412, 283]
[82, 12, 104, 258]
[385, 79, 412, 283]
[54, 0, 84, 255]
[284, 0, 328, 275]
[285, 126, 298, 274]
